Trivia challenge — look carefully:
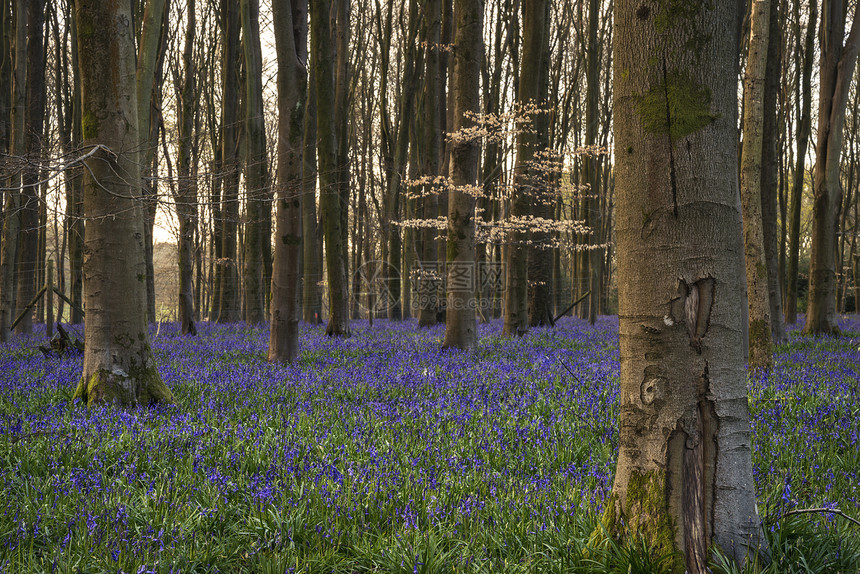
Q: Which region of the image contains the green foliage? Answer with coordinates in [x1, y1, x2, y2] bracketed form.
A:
[600, 470, 684, 573]
[711, 514, 860, 574]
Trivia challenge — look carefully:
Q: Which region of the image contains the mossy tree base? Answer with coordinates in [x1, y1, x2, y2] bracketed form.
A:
[599, 470, 685, 573]
[73, 366, 174, 407]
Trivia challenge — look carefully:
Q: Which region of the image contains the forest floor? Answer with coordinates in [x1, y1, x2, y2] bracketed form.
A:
[1, 316, 859, 573]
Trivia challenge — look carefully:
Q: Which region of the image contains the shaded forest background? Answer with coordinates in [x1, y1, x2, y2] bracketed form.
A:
[0, 0, 856, 330]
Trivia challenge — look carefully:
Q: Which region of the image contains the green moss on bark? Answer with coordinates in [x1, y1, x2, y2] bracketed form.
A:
[599, 469, 685, 573]
[82, 110, 99, 140]
[73, 364, 174, 407]
[637, 72, 718, 140]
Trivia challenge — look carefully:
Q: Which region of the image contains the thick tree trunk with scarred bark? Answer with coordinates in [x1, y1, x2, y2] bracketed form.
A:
[610, 1, 761, 571]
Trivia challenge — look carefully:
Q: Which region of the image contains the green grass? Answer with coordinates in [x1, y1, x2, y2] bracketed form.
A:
[0, 319, 858, 573]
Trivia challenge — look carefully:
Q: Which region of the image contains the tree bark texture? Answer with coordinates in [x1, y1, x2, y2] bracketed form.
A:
[312, 0, 350, 336]
[72, 0, 173, 407]
[740, 0, 773, 370]
[785, 0, 816, 324]
[0, 0, 10, 155]
[217, 0, 242, 323]
[135, 0, 166, 324]
[504, 0, 547, 337]
[442, 0, 482, 350]
[334, 0, 351, 317]
[0, 0, 26, 342]
[301, 40, 322, 324]
[611, 1, 761, 571]
[760, 0, 786, 343]
[241, 0, 268, 324]
[527, 0, 553, 328]
[175, 0, 198, 335]
[14, 0, 45, 335]
[418, 0, 443, 328]
[269, 0, 307, 363]
[66, 11, 85, 325]
[584, 0, 601, 325]
[805, 0, 860, 335]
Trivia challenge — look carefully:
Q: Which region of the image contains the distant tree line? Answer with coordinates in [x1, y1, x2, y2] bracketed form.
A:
[0, 0, 857, 367]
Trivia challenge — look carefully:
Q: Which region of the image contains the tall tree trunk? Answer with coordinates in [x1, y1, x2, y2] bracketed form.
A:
[527, 0, 553, 328]
[584, 0, 600, 325]
[439, 0, 453, 320]
[376, 1, 394, 303]
[175, 0, 197, 335]
[418, 0, 443, 328]
[442, 0, 482, 350]
[610, 1, 761, 571]
[240, 0, 268, 324]
[209, 87, 224, 321]
[384, 0, 420, 321]
[135, 0, 165, 324]
[51, 1, 69, 324]
[68, 12, 84, 324]
[403, 133, 420, 319]
[476, 0, 508, 324]
[14, 0, 45, 335]
[72, 0, 173, 407]
[301, 42, 322, 324]
[269, 0, 306, 363]
[785, 0, 816, 324]
[805, 0, 860, 335]
[740, 0, 773, 370]
[0, 0, 10, 155]
[0, 0, 26, 342]
[334, 0, 350, 318]
[761, 0, 787, 343]
[312, 0, 349, 336]
[217, 0, 242, 322]
[854, 199, 859, 312]
[504, 0, 547, 337]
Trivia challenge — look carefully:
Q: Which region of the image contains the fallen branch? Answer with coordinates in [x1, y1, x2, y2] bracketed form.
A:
[553, 291, 590, 324]
[10, 286, 48, 330]
[39, 323, 84, 357]
[556, 357, 583, 385]
[52, 287, 85, 318]
[768, 507, 860, 528]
